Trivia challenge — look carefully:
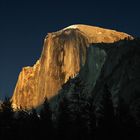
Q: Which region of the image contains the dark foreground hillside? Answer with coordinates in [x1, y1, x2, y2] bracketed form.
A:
[0, 88, 140, 140]
[1, 38, 140, 140]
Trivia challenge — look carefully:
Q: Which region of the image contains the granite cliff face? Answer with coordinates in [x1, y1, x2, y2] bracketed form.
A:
[51, 38, 140, 123]
[12, 24, 132, 109]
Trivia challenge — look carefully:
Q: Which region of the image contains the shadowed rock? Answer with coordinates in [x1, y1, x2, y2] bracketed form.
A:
[12, 24, 132, 109]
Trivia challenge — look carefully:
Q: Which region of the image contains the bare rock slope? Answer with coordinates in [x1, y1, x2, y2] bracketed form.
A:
[12, 24, 132, 109]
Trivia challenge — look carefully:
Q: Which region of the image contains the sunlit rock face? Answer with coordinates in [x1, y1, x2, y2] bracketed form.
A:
[12, 24, 132, 109]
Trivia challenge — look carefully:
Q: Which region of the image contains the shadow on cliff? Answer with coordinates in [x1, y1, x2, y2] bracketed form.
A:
[47, 38, 140, 139]
[48, 37, 140, 113]
[36, 37, 140, 139]
[1, 38, 140, 140]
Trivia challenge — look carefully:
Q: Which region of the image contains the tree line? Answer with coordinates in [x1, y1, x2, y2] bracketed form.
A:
[0, 80, 140, 140]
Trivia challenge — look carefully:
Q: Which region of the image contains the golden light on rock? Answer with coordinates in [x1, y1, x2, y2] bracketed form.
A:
[11, 24, 133, 109]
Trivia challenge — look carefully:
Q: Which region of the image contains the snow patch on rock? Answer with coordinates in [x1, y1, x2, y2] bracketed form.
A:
[63, 25, 78, 30]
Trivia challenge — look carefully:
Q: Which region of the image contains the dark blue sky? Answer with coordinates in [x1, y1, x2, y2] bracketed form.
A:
[0, 0, 140, 99]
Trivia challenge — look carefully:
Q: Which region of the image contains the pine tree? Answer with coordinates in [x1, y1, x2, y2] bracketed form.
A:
[0, 97, 14, 138]
[28, 108, 40, 138]
[57, 77, 97, 139]
[87, 97, 96, 139]
[40, 98, 52, 122]
[116, 96, 135, 127]
[1, 97, 14, 120]
[95, 85, 115, 139]
[97, 84, 115, 128]
[0, 97, 14, 126]
[16, 109, 30, 138]
[40, 98, 53, 139]
[68, 78, 92, 140]
[57, 96, 71, 139]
